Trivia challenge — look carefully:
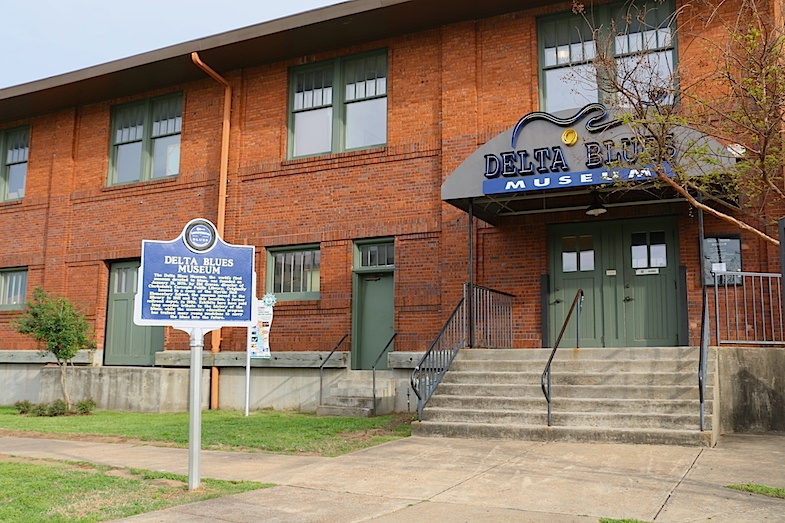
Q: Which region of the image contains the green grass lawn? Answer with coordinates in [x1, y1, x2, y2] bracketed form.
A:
[0, 456, 269, 523]
[0, 407, 411, 456]
[0, 407, 411, 522]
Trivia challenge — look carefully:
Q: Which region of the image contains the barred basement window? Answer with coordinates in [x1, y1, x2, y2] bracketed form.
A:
[109, 93, 182, 185]
[267, 246, 321, 301]
[0, 268, 27, 310]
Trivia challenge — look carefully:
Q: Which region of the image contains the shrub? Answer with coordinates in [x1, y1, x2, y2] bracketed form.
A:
[75, 398, 97, 415]
[13, 400, 33, 414]
[30, 403, 49, 417]
[47, 399, 68, 417]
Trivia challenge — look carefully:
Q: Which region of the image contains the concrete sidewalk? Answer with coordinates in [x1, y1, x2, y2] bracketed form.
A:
[1, 433, 784, 522]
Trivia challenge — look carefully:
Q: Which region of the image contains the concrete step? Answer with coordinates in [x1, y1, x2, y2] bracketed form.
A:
[450, 358, 698, 373]
[316, 405, 374, 417]
[435, 383, 711, 400]
[456, 347, 701, 361]
[443, 370, 697, 386]
[427, 395, 714, 415]
[423, 407, 711, 430]
[412, 420, 712, 446]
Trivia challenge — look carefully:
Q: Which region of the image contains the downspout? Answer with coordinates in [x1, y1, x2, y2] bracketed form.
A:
[191, 52, 231, 410]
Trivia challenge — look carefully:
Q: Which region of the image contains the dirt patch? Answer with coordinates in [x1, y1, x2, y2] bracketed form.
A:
[0, 428, 176, 447]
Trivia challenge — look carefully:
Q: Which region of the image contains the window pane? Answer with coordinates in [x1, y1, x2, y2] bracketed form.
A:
[272, 249, 320, 295]
[6, 128, 29, 164]
[360, 244, 394, 268]
[579, 235, 594, 272]
[345, 97, 386, 149]
[152, 97, 182, 137]
[152, 134, 180, 178]
[631, 232, 648, 269]
[294, 69, 333, 110]
[650, 231, 667, 267]
[114, 105, 145, 144]
[6, 163, 26, 199]
[0, 270, 27, 308]
[115, 141, 143, 183]
[544, 64, 598, 112]
[562, 236, 577, 273]
[294, 107, 333, 156]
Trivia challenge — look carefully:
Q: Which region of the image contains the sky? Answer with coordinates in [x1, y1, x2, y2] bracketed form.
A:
[0, 0, 343, 89]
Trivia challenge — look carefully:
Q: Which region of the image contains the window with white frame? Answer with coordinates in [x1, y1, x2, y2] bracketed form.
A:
[1, 127, 29, 201]
[267, 246, 321, 300]
[110, 93, 182, 185]
[539, 0, 676, 112]
[0, 268, 27, 310]
[289, 50, 387, 157]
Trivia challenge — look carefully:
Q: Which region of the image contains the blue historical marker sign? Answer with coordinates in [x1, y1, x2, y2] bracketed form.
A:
[134, 218, 256, 330]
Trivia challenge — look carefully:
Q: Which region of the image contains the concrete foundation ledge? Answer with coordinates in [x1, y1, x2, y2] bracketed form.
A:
[0, 349, 100, 365]
[38, 366, 209, 413]
[155, 350, 350, 368]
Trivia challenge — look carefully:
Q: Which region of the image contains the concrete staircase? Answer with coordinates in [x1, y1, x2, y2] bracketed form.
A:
[413, 347, 716, 446]
[316, 371, 396, 417]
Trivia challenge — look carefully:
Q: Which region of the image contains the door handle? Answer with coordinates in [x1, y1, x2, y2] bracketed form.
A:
[623, 296, 633, 302]
[553, 298, 563, 304]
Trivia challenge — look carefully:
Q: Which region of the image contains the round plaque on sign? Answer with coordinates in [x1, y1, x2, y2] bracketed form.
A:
[185, 219, 217, 252]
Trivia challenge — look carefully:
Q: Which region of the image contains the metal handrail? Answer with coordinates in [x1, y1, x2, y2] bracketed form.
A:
[699, 287, 709, 431]
[410, 298, 466, 419]
[371, 332, 398, 416]
[712, 270, 785, 345]
[541, 289, 584, 426]
[318, 333, 349, 406]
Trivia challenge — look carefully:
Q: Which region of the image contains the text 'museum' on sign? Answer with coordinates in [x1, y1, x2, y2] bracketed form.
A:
[134, 218, 256, 330]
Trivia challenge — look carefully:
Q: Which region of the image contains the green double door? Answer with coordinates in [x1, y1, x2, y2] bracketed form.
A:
[104, 260, 163, 366]
[549, 217, 680, 347]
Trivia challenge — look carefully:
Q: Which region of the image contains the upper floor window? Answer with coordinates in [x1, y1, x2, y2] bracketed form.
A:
[110, 93, 182, 185]
[267, 245, 321, 301]
[0, 268, 27, 310]
[1, 126, 29, 201]
[539, 1, 675, 112]
[289, 50, 387, 158]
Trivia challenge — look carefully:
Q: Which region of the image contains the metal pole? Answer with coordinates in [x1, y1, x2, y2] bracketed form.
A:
[188, 328, 204, 491]
[779, 218, 785, 313]
[468, 200, 475, 348]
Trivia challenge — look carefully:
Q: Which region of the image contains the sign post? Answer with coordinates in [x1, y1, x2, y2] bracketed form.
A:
[134, 218, 255, 490]
[245, 293, 276, 416]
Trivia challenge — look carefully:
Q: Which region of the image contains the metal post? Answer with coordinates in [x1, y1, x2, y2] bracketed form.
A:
[468, 200, 475, 348]
[779, 218, 785, 311]
[188, 328, 204, 491]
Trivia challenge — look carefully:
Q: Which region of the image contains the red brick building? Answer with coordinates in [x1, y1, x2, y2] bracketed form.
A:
[1, 0, 783, 431]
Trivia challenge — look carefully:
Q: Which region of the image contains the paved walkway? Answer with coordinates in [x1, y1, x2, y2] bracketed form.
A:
[1, 433, 784, 522]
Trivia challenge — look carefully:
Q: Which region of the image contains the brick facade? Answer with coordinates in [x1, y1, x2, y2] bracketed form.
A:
[0, 0, 777, 359]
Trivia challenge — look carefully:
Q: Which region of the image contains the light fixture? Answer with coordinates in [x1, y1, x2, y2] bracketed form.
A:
[586, 190, 607, 217]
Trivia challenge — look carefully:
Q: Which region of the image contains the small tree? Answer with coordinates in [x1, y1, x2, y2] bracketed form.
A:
[15, 287, 96, 411]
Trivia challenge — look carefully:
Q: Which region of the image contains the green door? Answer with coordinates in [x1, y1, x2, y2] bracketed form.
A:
[354, 272, 395, 370]
[549, 218, 679, 347]
[104, 260, 163, 366]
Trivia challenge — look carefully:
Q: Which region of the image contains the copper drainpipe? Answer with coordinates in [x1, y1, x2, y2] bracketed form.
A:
[191, 52, 231, 410]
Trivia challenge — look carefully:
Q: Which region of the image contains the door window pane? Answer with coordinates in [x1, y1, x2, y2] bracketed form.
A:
[631, 232, 648, 268]
[578, 235, 595, 271]
[562, 236, 578, 273]
[360, 243, 395, 268]
[650, 231, 667, 267]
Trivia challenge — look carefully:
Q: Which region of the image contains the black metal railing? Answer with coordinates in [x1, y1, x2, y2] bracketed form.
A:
[318, 333, 349, 407]
[465, 283, 514, 349]
[541, 289, 584, 426]
[410, 299, 466, 419]
[371, 332, 398, 415]
[712, 270, 785, 345]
